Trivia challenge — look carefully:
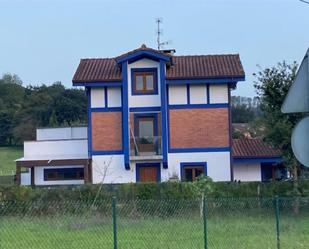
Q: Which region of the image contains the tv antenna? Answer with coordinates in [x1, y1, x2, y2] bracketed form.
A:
[156, 18, 169, 50]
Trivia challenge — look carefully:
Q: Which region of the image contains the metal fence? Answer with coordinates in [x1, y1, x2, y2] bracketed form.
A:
[0, 197, 308, 249]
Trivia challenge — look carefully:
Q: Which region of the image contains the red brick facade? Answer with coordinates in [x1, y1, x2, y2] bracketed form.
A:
[169, 108, 229, 148]
[91, 112, 122, 151]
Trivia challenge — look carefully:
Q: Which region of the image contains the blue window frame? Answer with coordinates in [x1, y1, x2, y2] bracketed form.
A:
[131, 68, 158, 95]
[136, 163, 161, 182]
[44, 168, 84, 181]
[180, 162, 207, 181]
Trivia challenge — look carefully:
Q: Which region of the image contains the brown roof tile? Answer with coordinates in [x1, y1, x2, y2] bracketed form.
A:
[72, 46, 245, 84]
[232, 139, 281, 158]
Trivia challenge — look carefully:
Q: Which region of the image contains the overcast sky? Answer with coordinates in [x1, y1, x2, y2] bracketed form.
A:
[1, 0, 309, 97]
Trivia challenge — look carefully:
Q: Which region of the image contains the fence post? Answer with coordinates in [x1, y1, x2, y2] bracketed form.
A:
[274, 196, 280, 249]
[203, 197, 208, 249]
[112, 196, 118, 249]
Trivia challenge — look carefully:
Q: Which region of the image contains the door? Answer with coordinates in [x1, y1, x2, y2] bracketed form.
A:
[137, 116, 155, 153]
[137, 164, 160, 182]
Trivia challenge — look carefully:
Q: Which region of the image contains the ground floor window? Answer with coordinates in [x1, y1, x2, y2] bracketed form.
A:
[136, 163, 161, 183]
[261, 163, 287, 181]
[44, 167, 84, 181]
[181, 163, 207, 181]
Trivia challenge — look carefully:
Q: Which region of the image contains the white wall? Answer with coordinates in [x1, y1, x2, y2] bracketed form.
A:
[166, 152, 231, 181]
[190, 85, 207, 104]
[91, 88, 105, 108]
[34, 166, 84, 185]
[127, 58, 161, 108]
[209, 84, 228, 103]
[21, 171, 31, 186]
[92, 154, 137, 183]
[37, 127, 87, 141]
[233, 163, 261, 182]
[168, 85, 187, 105]
[24, 139, 88, 159]
[107, 87, 122, 107]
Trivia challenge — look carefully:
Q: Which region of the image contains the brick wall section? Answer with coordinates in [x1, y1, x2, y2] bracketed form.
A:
[169, 108, 229, 148]
[92, 112, 122, 151]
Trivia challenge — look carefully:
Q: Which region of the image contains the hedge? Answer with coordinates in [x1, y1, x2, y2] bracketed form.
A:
[0, 180, 309, 203]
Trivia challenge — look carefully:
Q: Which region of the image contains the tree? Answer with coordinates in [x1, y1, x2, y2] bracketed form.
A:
[254, 61, 303, 180]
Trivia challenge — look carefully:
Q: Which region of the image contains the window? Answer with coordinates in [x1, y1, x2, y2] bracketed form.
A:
[44, 168, 84, 181]
[132, 68, 158, 95]
[181, 163, 207, 181]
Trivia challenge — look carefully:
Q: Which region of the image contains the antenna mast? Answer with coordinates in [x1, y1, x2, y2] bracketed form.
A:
[156, 18, 168, 50]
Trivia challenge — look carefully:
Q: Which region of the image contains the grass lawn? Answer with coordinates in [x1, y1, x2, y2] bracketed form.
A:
[0, 146, 23, 175]
[0, 213, 308, 249]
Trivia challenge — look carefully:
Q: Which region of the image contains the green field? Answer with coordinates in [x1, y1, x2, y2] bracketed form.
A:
[0, 146, 23, 175]
[0, 214, 308, 249]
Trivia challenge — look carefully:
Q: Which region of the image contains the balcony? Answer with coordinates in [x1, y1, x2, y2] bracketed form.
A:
[130, 136, 162, 161]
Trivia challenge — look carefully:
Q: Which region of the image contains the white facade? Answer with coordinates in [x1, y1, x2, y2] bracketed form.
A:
[37, 127, 87, 141]
[233, 163, 262, 182]
[90, 87, 121, 108]
[168, 85, 187, 105]
[190, 85, 208, 104]
[127, 58, 161, 108]
[167, 152, 231, 181]
[209, 84, 228, 103]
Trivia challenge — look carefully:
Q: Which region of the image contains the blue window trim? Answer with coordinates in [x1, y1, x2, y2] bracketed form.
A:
[129, 106, 161, 112]
[133, 113, 159, 155]
[44, 167, 84, 181]
[233, 157, 282, 164]
[131, 68, 158, 95]
[169, 147, 230, 153]
[166, 77, 245, 85]
[168, 103, 229, 109]
[136, 163, 161, 182]
[73, 81, 122, 87]
[116, 50, 170, 64]
[180, 162, 207, 181]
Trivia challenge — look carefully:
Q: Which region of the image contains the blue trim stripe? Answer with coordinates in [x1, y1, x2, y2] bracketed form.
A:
[136, 163, 161, 182]
[168, 103, 229, 109]
[116, 50, 170, 64]
[91, 150, 123, 156]
[73, 82, 122, 87]
[169, 147, 230, 153]
[186, 84, 190, 104]
[91, 107, 122, 112]
[129, 107, 161, 112]
[206, 84, 210, 104]
[180, 162, 207, 181]
[87, 87, 92, 157]
[160, 60, 168, 169]
[166, 77, 245, 85]
[121, 62, 130, 170]
[104, 87, 108, 107]
[233, 157, 282, 164]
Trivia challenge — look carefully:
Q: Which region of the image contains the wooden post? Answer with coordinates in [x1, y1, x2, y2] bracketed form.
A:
[16, 165, 21, 185]
[84, 160, 89, 183]
[30, 167, 35, 187]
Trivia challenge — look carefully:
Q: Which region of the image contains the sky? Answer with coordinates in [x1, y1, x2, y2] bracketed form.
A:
[0, 0, 309, 97]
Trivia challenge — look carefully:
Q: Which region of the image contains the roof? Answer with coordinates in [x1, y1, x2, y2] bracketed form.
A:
[232, 138, 281, 159]
[72, 45, 245, 84]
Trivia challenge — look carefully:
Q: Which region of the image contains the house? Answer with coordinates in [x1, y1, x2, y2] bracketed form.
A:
[232, 138, 285, 181]
[16, 44, 250, 185]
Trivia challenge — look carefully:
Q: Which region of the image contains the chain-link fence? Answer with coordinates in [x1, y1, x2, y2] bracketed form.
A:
[0, 197, 308, 249]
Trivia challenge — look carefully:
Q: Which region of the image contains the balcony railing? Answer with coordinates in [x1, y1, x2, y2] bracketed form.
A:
[130, 136, 162, 156]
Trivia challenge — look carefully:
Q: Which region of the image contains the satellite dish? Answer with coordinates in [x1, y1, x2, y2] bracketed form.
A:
[281, 49, 309, 113]
[291, 116, 309, 167]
